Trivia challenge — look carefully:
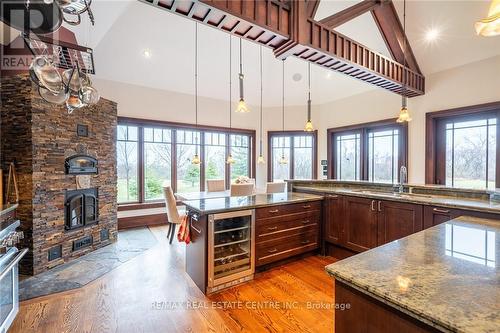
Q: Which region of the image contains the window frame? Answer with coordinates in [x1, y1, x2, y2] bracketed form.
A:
[267, 130, 318, 182]
[117, 117, 256, 205]
[425, 101, 500, 187]
[327, 119, 408, 183]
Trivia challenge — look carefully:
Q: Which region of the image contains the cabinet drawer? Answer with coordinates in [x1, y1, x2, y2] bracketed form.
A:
[256, 230, 319, 266]
[256, 213, 320, 243]
[255, 201, 321, 219]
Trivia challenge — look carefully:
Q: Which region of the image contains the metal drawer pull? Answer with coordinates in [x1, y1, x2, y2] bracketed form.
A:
[301, 240, 310, 245]
[268, 248, 278, 253]
[191, 223, 202, 234]
[433, 208, 450, 214]
[268, 209, 279, 214]
[328, 195, 339, 198]
[302, 220, 310, 224]
[267, 226, 278, 231]
[371, 200, 375, 211]
[303, 204, 311, 209]
[378, 201, 382, 212]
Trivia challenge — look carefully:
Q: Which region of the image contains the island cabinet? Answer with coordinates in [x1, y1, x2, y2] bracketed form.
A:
[343, 196, 378, 252]
[323, 194, 343, 245]
[255, 201, 321, 267]
[423, 205, 500, 228]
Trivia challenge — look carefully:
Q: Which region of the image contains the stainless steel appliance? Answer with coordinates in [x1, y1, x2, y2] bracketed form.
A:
[207, 209, 255, 294]
[0, 218, 27, 333]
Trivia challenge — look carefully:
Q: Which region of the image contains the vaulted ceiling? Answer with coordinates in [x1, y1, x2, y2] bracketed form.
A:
[2, 0, 498, 106]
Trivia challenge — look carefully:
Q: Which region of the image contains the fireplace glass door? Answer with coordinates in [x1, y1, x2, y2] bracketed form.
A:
[65, 189, 99, 230]
[69, 195, 84, 229]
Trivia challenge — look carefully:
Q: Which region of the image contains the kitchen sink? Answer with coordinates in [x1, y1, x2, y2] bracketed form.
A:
[350, 189, 433, 199]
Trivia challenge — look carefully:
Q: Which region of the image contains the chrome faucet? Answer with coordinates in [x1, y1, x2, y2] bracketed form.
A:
[399, 166, 407, 193]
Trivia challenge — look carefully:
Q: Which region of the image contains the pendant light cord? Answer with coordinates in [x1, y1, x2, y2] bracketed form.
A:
[195, 22, 198, 128]
[239, 38, 243, 75]
[308, 62, 311, 101]
[229, 35, 232, 131]
[282, 60, 285, 133]
[259, 45, 263, 152]
[402, 0, 407, 106]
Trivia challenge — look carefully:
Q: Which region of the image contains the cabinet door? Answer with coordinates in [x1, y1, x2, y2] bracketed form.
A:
[423, 206, 460, 229]
[324, 194, 343, 245]
[344, 196, 378, 252]
[378, 201, 423, 245]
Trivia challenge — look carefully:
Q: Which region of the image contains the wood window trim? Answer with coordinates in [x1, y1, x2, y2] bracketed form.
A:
[425, 101, 500, 185]
[327, 118, 408, 181]
[117, 117, 256, 207]
[267, 130, 318, 182]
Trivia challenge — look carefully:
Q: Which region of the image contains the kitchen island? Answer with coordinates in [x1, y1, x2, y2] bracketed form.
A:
[182, 192, 323, 294]
[326, 216, 499, 333]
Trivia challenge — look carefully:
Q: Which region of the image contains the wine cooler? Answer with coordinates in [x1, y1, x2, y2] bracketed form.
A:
[207, 209, 255, 293]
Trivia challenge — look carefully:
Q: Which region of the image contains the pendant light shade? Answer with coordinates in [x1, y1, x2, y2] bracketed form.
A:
[304, 62, 314, 132]
[192, 22, 201, 165]
[258, 46, 265, 164]
[475, 0, 500, 36]
[280, 59, 288, 165]
[397, 0, 412, 124]
[235, 38, 250, 113]
[227, 35, 236, 165]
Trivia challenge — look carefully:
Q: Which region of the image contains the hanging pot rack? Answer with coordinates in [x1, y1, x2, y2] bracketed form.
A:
[23, 32, 96, 75]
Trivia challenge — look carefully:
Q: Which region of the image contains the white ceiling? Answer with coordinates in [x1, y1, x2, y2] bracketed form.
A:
[4, 0, 498, 106]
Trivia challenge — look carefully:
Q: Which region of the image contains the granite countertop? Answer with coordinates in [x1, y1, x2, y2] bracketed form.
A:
[326, 216, 500, 333]
[293, 186, 500, 214]
[182, 192, 323, 215]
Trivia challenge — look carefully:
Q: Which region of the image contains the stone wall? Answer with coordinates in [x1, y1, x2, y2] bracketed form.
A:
[1, 74, 118, 275]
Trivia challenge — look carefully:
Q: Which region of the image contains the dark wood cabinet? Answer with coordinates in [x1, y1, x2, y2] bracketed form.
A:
[378, 201, 423, 245]
[255, 200, 321, 267]
[423, 206, 461, 229]
[343, 196, 378, 252]
[323, 194, 343, 245]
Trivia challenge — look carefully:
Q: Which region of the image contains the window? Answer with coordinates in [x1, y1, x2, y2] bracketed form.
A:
[328, 119, 407, 183]
[427, 102, 500, 189]
[176, 130, 201, 193]
[144, 127, 172, 200]
[117, 125, 139, 203]
[230, 134, 251, 181]
[334, 132, 361, 181]
[368, 128, 399, 183]
[268, 131, 317, 182]
[117, 118, 255, 203]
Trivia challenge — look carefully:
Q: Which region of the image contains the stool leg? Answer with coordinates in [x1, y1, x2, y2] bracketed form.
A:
[167, 222, 172, 240]
[169, 224, 176, 244]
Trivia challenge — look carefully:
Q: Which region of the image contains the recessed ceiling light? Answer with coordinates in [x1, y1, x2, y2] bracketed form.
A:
[326, 72, 333, 79]
[292, 73, 302, 82]
[424, 28, 440, 42]
[143, 49, 152, 59]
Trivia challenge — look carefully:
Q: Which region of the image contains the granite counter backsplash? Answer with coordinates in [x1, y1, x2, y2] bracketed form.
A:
[182, 192, 323, 215]
[326, 216, 500, 333]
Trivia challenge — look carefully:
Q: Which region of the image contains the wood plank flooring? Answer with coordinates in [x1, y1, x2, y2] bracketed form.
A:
[9, 225, 337, 333]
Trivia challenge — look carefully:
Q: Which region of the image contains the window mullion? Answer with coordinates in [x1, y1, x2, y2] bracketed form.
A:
[138, 126, 145, 203]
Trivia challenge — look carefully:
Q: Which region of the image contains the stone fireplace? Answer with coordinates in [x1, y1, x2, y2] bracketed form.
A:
[0, 74, 118, 275]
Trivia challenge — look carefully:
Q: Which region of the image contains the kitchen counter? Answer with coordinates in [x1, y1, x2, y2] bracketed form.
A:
[182, 192, 323, 215]
[326, 216, 500, 333]
[292, 185, 500, 214]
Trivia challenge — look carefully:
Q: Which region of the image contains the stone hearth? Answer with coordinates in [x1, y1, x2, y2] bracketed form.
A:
[0, 74, 118, 275]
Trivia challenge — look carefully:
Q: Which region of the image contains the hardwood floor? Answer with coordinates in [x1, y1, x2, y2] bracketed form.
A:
[10, 225, 337, 333]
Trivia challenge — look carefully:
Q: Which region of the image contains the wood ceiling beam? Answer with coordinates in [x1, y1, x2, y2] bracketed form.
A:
[138, 0, 424, 97]
[319, 0, 383, 29]
[371, 1, 422, 74]
[306, 0, 321, 18]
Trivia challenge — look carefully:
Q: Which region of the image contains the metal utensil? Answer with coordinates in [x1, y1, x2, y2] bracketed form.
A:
[31, 56, 63, 94]
[79, 85, 100, 105]
[39, 86, 69, 105]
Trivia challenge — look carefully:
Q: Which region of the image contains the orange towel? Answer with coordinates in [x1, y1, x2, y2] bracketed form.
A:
[177, 215, 191, 244]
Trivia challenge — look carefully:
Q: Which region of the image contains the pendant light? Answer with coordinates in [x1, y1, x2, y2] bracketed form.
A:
[475, 0, 500, 36]
[304, 62, 314, 132]
[226, 35, 235, 165]
[192, 22, 201, 165]
[397, 0, 412, 123]
[279, 59, 288, 165]
[257, 46, 265, 164]
[235, 38, 249, 113]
